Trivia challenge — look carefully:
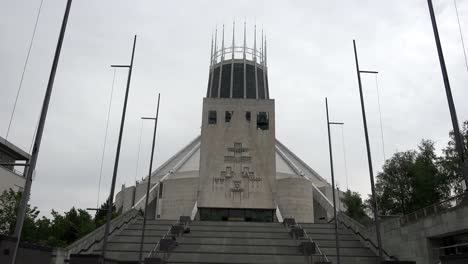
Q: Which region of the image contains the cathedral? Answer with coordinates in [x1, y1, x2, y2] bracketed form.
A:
[115, 27, 342, 223]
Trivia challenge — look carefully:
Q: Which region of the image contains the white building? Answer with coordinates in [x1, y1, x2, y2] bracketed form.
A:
[115, 32, 344, 223]
[0, 136, 30, 195]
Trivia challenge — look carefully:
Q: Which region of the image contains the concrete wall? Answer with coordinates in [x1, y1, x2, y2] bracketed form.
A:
[115, 185, 135, 213]
[159, 172, 198, 219]
[198, 98, 276, 210]
[0, 165, 25, 194]
[0, 236, 52, 264]
[364, 204, 468, 263]
[276, 176, 314, 222]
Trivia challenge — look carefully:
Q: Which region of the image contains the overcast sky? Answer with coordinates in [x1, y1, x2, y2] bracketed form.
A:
[1, 0, 467, 216]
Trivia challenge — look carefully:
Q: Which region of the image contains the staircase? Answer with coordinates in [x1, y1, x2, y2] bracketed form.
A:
[91, 218, 175, 261]
[299, 222, 379, 264]
[84, 217, 379, 263]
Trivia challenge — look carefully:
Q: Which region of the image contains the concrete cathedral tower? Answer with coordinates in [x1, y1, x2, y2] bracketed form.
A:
[115, 25, 344, 223]
[198, 23, 276, 221]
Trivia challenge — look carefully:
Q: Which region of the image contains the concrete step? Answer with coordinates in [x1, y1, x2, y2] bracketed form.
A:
[188, 225, 286, 233]
[111, 234, 163, 243]
[105, 242, 159, 252]
[190, 221, 281, 227]
[183, 231, 290, 239]
[133, 219, 177, 225]
[310, 239, 364, 248]
[320, 246, 376, 257]
[166, 252, 308, 264]
[125, 224, 173, 231]
[306, 233, 359, 241]
[119, 229, 170, 236]
[299, 223, 337, 229]
[92, 250, 146, 261]
[327, 255, 380, 264]
[304, 227, 353, 235]
[173, 244, 300, 255]
[177, 237, 297, 246]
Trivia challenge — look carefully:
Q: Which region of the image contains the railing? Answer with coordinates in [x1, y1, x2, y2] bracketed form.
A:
[64, 209, 140, 257]
[146, 224, 174, 259]
[211, 46, 266, 66]
[296, 223, 329, 263]
[432, 242, 468, 261]
[336, 212, 394, 260]
[400, 192, 468, 225]
[0, 163, 25, 177]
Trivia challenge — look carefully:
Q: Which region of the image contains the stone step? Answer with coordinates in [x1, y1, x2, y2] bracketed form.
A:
[320, 246, 376, 257]
[177, 237, 298, 246]
[183, 231, 291, 239]
[92, 250, 145, 261]
[173, 244, 301, 255]
[298, 223, 337, 229]
[306, 233, 359, 241]
[105, 242, 157, 251]
[133, 219, 177, 225]
[188, 225, 286, 233]
[166, 252, 309, 264]
[312, 239, 364, 248]
[327, 255, 380, 264]
[119, 229, 171, 236]
[303, 227, 353, 235]
[190, 221, 282, 227]
[111, 234, 164, 243]
[125, 224, 174, 231]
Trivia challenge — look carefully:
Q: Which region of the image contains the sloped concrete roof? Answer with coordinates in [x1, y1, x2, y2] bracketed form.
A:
[143, 136, 330, 188]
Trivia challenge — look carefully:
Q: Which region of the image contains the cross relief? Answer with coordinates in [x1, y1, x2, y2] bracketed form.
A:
[213, 142, 263, 200]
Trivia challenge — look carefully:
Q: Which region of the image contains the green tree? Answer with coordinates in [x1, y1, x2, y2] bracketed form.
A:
[340, 190, 371, 224]
[440, 121, 468, 194]
[94, 197, 117, 227]
[368, 140, 451, 215]
[0, 188, 39, 239]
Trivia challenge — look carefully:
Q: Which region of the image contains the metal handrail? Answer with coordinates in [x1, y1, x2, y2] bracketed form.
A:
[400, 192, 468, 225]
[0, 163, 25, 177]
[296, 223, 329, 263]
[146, 221, 179, 259]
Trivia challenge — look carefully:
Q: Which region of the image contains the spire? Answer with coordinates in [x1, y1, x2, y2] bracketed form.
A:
[232, 21, 235, 60]
[261, 28, 264, 65]
[264, 34, 267, 67]
[243, 21, 246, 60]
[253, 25, 257, 62]
[209, 33, 214, 67]
[221, 24, 225, 62]
[214, 27, 218, 64]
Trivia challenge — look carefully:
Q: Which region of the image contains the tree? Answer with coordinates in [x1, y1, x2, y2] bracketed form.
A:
[94, 197, 118, 227]
[440, 121, 468, 194]
[0, 188, 39, 239]
[367, 140, 451, 215]
[0, 188, 100, 247]
[340, 190, 371, 224]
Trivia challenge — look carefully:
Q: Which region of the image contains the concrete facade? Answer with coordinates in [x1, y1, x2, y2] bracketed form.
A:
[198, 98, 276, 210]
[0, 136, 29, 195]
[369, 205, 468, 263]
[0, 166, 26, 194]
[276, 177, 314, 222]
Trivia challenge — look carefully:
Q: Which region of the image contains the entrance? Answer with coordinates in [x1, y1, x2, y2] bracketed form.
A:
[198, 208, 275, 222]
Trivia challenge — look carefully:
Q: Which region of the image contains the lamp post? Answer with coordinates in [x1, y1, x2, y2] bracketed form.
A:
[101, 35, 137, 262]
[11, 1, 72, 263]
[427, 0, 468, 190]
[352, 39, 383, 260]
[325, 97, 344, 264]
[138, 93, 161, 263]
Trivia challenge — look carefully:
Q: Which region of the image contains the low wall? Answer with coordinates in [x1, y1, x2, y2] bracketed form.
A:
[368, 203, 468, 263]
[63, 209, 140, 259]
[0, 235, 52, 264]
